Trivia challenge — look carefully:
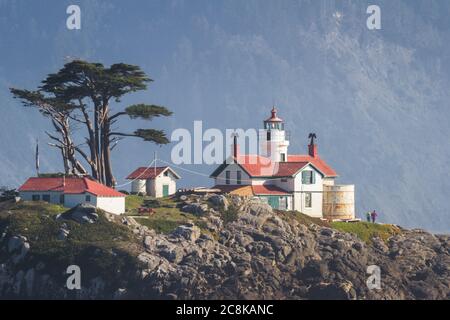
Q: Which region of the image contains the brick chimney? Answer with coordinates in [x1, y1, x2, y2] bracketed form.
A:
[308, 143, 318, 158]
[308, 133, 318, 158]
[233, 134, 239, 162]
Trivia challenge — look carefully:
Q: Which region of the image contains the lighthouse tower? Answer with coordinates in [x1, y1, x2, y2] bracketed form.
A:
[259, 107, 290, 162]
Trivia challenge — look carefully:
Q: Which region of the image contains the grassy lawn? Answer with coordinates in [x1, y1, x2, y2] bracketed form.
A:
[331, 221, 401, 243]
[277, 210, 401, 244]
[134, 217, 182, 234]
[277, 210, 331, 228]
[0, 201, 140, 286]
[125, 195, 145, 213]
[130, 196, 210, 235]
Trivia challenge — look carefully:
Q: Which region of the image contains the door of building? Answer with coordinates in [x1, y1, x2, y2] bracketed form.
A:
[162, 184, 169, 197]
[267, 196, 279, 209]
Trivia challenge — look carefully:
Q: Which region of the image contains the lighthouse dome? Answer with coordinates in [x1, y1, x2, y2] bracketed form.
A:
[264, 106, 284, 130]
[264, 106, 283, 123]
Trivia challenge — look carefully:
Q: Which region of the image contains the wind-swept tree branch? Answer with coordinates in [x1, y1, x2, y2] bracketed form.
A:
[10, 88, 87, 175]
[11, 60, 172, 186]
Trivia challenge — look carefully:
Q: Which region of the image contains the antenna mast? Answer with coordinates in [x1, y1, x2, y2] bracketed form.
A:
[154, 151, 157, 175]
[35, 138, 40, 177]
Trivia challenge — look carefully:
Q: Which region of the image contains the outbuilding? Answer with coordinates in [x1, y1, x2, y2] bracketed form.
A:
[18, 176, 126, 215]
[126, 166, 180, 197]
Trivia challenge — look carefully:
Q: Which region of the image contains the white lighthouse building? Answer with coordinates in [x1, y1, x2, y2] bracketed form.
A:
[259, 107, 290, 162]
[210, 107, 355, 220]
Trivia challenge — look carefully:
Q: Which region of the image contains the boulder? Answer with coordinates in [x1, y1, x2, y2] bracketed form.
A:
[138, 252, 162, 271]
[320, 228, 335, 237]
[205, 215, 223, 232]
[57, 228, 70, 241]
[58, 203, 99, 224]
[307, 282, 357, 300]
[24, 268, 35, 297]
[113, 288, 127, 300]
[172, 225, 201, 242]
[12, 242, 30, 264]
[8, 236, 27, 253]
[181, 203, 209, 215]
[299, 260, 329, 280]
[208, 195, 229, 210]
[144, 236, 155, 249]
[158, 245, 185, 263]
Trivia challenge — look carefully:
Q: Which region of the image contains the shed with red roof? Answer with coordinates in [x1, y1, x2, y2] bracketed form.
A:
[18, 176, 126, 215]
[126, 166, 180, 197]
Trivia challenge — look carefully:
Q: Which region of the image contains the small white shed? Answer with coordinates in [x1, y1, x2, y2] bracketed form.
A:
[126, 166, 180, 198]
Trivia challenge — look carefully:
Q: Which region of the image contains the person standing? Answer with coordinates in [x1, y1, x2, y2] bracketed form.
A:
[366, 211, 371, 222]
[371, 210, 378, 223]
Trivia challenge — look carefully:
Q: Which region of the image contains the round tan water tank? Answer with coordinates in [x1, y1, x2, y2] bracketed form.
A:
[323, 185, 355, 220]
[131, 179, 146, 194]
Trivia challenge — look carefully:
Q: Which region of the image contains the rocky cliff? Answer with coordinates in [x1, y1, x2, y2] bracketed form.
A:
[0, 194, 449, 300]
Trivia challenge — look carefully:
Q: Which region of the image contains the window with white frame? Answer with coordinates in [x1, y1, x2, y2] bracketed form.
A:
[301, 170, 315, 184]
[305, 192, 312, 208]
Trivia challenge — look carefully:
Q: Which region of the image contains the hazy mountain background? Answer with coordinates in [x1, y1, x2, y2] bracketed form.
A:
[1, 0, 449, 232]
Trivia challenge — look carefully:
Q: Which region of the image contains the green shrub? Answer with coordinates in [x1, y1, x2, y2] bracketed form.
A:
[277, 210, 331, 228]
[221, 205, 239, 224]
[125, 195, 145, 212]
[135, 218, 180, 234]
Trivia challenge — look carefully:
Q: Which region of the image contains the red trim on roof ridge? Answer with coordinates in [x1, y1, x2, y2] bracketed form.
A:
[126, 166, 168, 180]
[287, 154, 338, 177]
[126, 166, 180, 180]
[18, 177, 125, 197]
[231, 154, 336, 177]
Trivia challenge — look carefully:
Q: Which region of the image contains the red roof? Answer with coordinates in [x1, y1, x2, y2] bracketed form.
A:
[273, 161, 310, 176]
[211, 153, 336, 178]
[235, 155, 277, 177]
[232, 154, 336, 177]
[287, 155, 337, 177]
[252, 185, 290, 195]
[18, 177, 125, 197]
[126, 166, 180, 180]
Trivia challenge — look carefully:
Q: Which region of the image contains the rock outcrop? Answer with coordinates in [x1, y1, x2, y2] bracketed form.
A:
[0, 195, 449, 299]
[57, 203, 99, 224]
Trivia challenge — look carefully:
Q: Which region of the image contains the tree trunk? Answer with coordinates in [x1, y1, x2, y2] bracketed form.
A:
[80, 104, 99, 180]
[99, 102, 115, 187]
[60, 118, 88, 176]
[93, 99, 102, 183]
[61, 147, 70, 174]
[102, 119, 115, 187]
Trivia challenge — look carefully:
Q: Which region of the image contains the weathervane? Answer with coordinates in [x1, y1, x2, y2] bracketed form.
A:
[308, 133, 317, 145]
